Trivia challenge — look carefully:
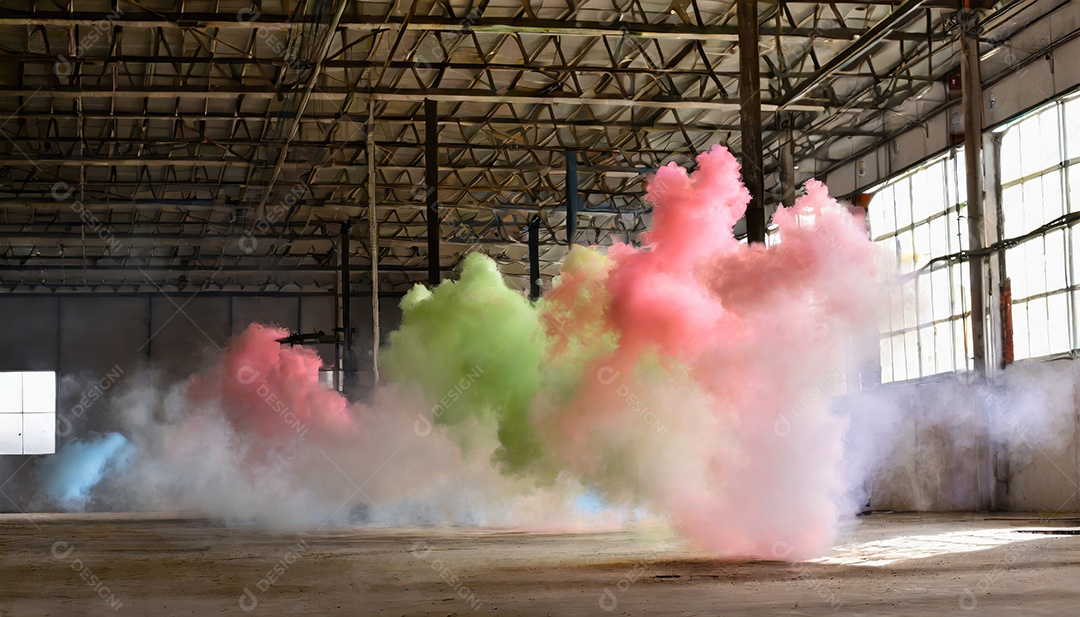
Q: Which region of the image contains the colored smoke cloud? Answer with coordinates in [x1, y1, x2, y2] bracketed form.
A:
[33, 145, 885, 559]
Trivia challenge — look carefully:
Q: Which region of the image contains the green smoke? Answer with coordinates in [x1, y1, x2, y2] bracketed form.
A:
[384, 253, 549, 475]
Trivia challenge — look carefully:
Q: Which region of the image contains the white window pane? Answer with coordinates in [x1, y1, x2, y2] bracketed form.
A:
[919, 326, 936, 376]
[1012, 301, 1030, 360]
[895, 179, 912, 229]
[0, 414, 21, 454]
[1070, 166, 1080, 214]
[955, 150, 968, 205]
[903, 279, 920, 330]
[954, 317, 971, 371]
[1043, 170, 1064, 221]
[911, 168, 935, 223]
[22, 372, 56, 414]
[948, 209, 964, 253]
[905, 329, 921, 378]
[897, 230, 915, 273]
[1001, 127, 1022, 184]
[1007, 245, 1028, 299]
[1022, 179, 1042, 230]
[931, 267, 952, 321]
[951, 263, 969, 318]
[1045, 229, 1067, 292]
[1002, 185, 1025, 237]
[0, 374, 21, 413]
[914, 223, 933, 270]
[1064, 96, 1080, 161]
[936, 322, 955, 373]
[1048, 292, 1070, 354]
[22, 413, 54, 455]
[870, 186, 895, 237]
[1028, 297, 1050, 358]
[929, 215, 948, 260]
[1027, 237, 1048, 297]
[892, 333, 908, 382]
[880, 337, 895, 383]
[1037, 107, 1063, 172]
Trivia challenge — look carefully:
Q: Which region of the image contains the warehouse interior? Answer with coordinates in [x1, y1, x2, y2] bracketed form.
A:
[1, 0, 1080, 615]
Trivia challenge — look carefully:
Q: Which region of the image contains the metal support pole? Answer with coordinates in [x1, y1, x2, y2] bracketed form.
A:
[566, 151, 579, 246]
[960, 7, 992, 512]
[368, 100, 379, 385]
[780, 129, 797, 209]
[340, 220, 355, 392]
[425, 98, 440, 287]
[961, 13, 986, 378]
[528, 215, 541, 301]
[738, 0, 766, 243]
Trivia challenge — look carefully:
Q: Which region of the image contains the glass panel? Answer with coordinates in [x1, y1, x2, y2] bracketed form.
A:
[931, 267, 952, 322]
[935, 321, 955, 374]
[1028, 296, 1051, 358]
[1047, 292, 1070, 354]
[22, 372, 56, 414]
[1027, 236, 1048, 298]
[955, 149, 967, 205]
[895, 178, 913, 229]
[0, 415, 21, 455]
[1043, 169, 1065, 221]
[892, 333, 908, 382]
[954, 316, 971, 371]
[1045, 229, 1068, 292]
[904, 329, 921, 378]
[1022, 179, 1042, 231]
[902, 279, 920, 330]
[913, 222, 932, 271]
[919, 325, 936, 376]
[1000, 125, 1023, 184]
[1012, 300, 1029, 360]
[0, 374, 21, 413]
[896, 229, 915, 274]
[21, 413, 54, 455]
[1001, 184, 1025, 238]
[1064, 96, 1080, 161]
[880, 337, 895, 383]
[929, 215, 948, 260]
[951, 263, 969, 318]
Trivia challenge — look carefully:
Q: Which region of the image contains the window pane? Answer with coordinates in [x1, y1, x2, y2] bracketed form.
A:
[895, 178, 913, 229]
[905, 329, 921, 378]
[954, 316, 971, 371]
[935, 321, 955, 373]
[1001, 126, 1022, 184]
[919, 326, 936, 375]
[1048, 292, 1070, 354]
[0, 374, 21, 413]
[880, 337, 895, 383]
[1012, 300, 1029, 360]
[1028, 296, 1050, 358]
[913, 223, 932, 271]
[1043, 170, 1064, 220]
[22, 372, 56, 414]
[1046, 229, 1067, 292]
[892, 333, 908, 382]
[1064, 96, 1080, 161]
[931, 267, 952, 322]
[22, 413, 54, 455]
[1002, 184, 1024, 237]
[0, 415, 20, 455]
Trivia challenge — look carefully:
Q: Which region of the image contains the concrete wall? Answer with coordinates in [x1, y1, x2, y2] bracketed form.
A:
[0, 293, 402, 512]
[861, 357, 1080, 513]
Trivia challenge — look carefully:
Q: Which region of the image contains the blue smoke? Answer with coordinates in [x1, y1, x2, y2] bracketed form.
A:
[37, 433, 134, 509]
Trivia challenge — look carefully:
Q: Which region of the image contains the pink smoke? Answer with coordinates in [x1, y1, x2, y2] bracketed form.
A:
[546, 146, 881, 559]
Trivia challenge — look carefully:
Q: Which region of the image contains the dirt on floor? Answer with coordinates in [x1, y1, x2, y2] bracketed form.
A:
[0, 512, 1078, 616]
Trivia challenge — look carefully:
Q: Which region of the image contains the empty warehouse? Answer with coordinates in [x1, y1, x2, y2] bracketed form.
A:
[1, 0, 1079, 615]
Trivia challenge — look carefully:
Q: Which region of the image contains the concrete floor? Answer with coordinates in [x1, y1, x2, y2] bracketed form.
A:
[0, 513, 1078, 616]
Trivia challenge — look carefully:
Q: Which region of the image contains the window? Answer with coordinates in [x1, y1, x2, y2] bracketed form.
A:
[999, 95, 1075, 360]
[869, 152, 974, 382]
[0, 372, 57, 455]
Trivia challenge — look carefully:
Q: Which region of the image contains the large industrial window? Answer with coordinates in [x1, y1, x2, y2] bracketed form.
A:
[998, 93, 1077, 360]
[0, 372, 57, 455]
[870, 152, 974, 383]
